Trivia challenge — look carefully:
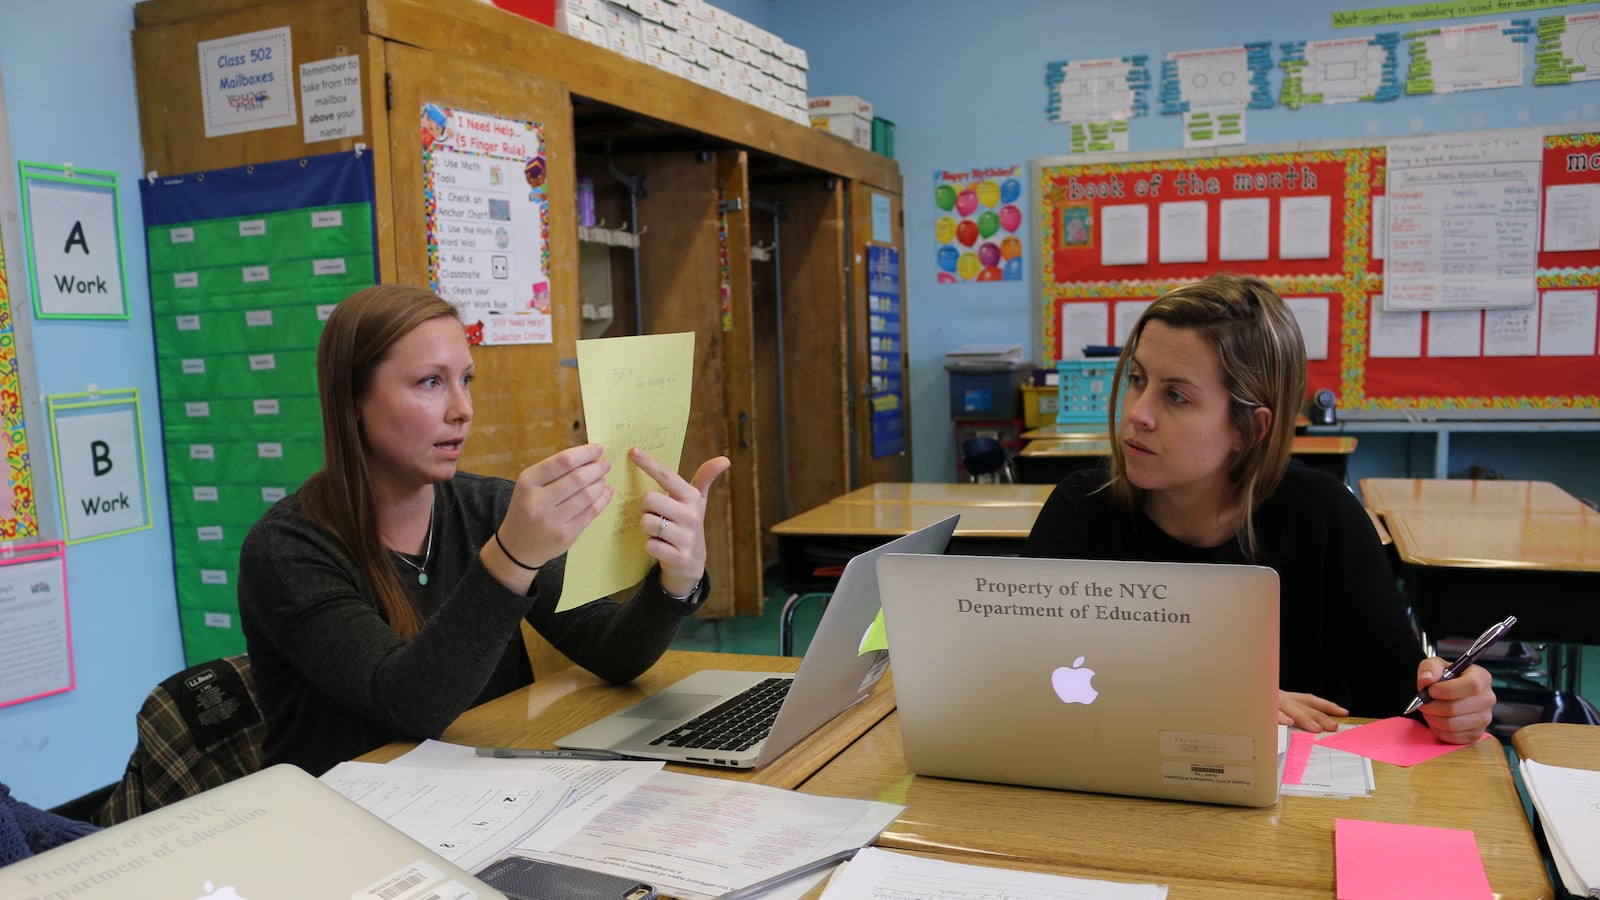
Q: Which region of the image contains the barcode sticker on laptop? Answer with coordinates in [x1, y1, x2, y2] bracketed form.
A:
[353, 861, 471, 900]
[1159, 760, 1257, 791]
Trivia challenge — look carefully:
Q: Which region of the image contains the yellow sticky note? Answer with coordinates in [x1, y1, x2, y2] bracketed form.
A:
[857, 609, 889, 655]
[558, 332, 695, 612]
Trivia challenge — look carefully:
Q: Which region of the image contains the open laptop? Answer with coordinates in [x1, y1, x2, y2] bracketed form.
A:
[877, 553, 1281, 807]
[555, 515, 960, 768]
[0, 764, 507, 900]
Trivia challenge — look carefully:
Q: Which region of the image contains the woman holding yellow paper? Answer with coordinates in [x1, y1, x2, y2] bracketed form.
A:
[238, 285, 729, 775]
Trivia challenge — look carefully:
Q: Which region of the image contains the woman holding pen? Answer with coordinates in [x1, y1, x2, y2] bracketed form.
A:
[238, 285, 730, 775]
[1021, 273, 1495, 743]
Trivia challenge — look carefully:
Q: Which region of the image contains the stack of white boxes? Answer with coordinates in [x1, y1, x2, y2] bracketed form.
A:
[805, 95, 872, 150]
[552, 0, 811, 127]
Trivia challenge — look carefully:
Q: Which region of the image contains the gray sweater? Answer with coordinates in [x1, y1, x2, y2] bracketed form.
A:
[238, 472, 706, 775]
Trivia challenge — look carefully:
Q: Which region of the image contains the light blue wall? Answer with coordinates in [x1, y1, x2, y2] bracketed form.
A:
[765, 0, 1600, 485]
[0, 0, 185, 808]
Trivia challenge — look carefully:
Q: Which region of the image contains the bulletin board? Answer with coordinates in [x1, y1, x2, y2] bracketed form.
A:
[1034, 126, 1600, 415]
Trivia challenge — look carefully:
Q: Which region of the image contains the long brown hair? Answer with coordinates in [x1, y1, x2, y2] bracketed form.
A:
[299, 285, 461, 638]
[1105, 273, 1306, 558]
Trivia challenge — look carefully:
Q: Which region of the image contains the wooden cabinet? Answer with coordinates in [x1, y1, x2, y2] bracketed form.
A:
[131, 0, 908, 623]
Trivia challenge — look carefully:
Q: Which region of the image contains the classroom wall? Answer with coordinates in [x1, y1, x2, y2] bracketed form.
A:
[766, 0, 1600, 490]
[0, 0, 186, 807]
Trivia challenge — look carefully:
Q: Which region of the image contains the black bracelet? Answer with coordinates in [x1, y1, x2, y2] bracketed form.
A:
[493, 530, 540, 571]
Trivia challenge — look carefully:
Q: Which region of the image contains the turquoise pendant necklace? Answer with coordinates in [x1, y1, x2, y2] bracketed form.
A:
[393, 499, 435, 586]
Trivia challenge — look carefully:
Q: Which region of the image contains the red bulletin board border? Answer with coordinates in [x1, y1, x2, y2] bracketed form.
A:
[1036, 130, 1600, 414]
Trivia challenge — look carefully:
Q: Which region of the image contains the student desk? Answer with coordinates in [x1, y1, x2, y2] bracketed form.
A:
[770, 498, 1042, 653]
[1511, 722, 1600, 770]
[834, 482, 1053, 506]
[356, 650, 894, 790]
[1382, 508, 1600, 693]
[798, 713, 1552, 898]
[1012, 435, 1359, 484]
[1360, 478, 1592, 517]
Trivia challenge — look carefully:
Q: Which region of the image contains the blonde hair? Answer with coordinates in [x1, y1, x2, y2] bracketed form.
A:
[1104, 273, 1307, 558]
[298, 285, 461, 639]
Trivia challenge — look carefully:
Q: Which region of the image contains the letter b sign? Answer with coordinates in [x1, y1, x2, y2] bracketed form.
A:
[91, 440, 113, 476]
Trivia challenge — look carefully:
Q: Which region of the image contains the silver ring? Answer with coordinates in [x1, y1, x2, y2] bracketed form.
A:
[657, 516, 670, 538]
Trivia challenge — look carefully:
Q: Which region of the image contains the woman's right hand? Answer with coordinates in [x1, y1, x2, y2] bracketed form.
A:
[488, 444, 613, 581]
[1278, 690, 1347, 733]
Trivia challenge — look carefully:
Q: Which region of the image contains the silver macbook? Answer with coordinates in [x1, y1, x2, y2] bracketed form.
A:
[877, 553, 1281, 807]
[555, 515, 960, 768]
[0, 764, 506, 899]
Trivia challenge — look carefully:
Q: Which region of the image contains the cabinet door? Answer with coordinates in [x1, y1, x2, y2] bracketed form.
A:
[849, 183, 912, 485]
[624, 151, 738, 619]
[717, 150, 764, 616]
[385, 43, 582, 476]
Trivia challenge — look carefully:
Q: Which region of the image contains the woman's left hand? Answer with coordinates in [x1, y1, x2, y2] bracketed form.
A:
[632, 449, 732, 598]
[1415, 658, 1495, 744]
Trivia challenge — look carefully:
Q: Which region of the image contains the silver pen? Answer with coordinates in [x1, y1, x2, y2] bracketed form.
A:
[474, 746, 633, 761]
[713, 847, 861, 900]
[1403, 615, 1517, 715]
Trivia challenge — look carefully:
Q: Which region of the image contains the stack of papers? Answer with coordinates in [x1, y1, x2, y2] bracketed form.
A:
[943, 343, 1026, 369]
[1279, 725, 1375, 799]
[322, 740, 903, 900]
[1519, 759, 1600, 896]
[821, 847, 1167, 899]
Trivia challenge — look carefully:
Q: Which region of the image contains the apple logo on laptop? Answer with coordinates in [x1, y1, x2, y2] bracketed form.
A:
[1051, 656, 1099, 705]
[197, 881, 253, 900]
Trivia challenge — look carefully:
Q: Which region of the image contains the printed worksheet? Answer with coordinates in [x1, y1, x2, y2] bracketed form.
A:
[821, 847, 1168, 899]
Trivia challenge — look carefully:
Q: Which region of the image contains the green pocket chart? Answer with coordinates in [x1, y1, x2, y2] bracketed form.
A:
[140, 151, 377, 664]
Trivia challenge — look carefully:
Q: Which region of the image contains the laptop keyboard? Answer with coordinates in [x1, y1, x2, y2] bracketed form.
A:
[648, 677, 792, 753]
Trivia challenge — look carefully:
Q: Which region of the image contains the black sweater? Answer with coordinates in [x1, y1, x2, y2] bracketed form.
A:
[1020, 465, 1422, 717]
[238, 472, 706, 775]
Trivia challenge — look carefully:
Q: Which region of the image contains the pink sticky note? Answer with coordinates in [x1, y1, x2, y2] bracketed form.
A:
[1316, 716, 1490, 767]
[1282, 730, 1316, 785]
[1335, 818, 1492, 899]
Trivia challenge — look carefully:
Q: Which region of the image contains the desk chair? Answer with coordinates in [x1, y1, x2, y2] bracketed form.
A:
[92, 655, 266, 826]
[960, 437, 1014, 483]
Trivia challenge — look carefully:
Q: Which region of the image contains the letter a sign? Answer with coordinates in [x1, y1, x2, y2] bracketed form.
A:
[19, 163, 129, 319]
[48, 391, 152, 543]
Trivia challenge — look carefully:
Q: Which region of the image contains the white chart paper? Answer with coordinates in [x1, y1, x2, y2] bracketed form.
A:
[1368, 296, 1423, 358]
[1279, 195, 1332, 260]
[1426, 309, 1482, 358]
[1385, 130, 1542, 312]
[1542, 183, 1600, 253]
[1286, 297, 1330, 361]
[1219, 198, 1270, 261]
[1539, 290, 1599, 357]
[1100, 205, 1150, 266]
[1158, 201, 1208, 264]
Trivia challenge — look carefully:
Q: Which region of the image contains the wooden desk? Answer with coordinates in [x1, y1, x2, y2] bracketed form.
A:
[799, 713, 1551, 899]
[1512, 722, 1600, 769]
[1361, 478, 1591, 516]
[1013, 435, 1358, 485]
[835, 482, 1053, 506]
[357, 651, 894, 790]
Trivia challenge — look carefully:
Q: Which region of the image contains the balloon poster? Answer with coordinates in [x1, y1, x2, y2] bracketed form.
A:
[934, 164, 1025, 284]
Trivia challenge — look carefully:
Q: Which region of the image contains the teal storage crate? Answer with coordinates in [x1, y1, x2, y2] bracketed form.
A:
[1056, 359, 1115, 424]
